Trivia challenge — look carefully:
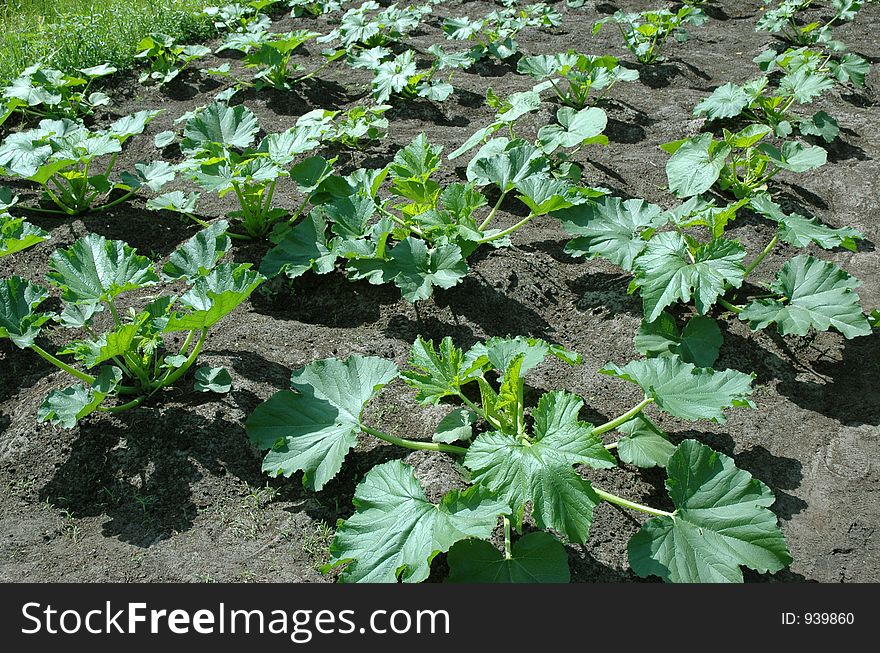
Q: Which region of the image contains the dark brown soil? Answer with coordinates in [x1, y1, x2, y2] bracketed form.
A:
[1, 0, 878, 583]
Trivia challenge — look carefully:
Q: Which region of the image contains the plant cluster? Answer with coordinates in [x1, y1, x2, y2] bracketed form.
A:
[135, 33, 212, 86]
[757, 0, 864, 50]
[0, 222, 263, 427]
[246, 336, 791, 583]
[517, 51, 639, 108]
[593, 5, 707, 64]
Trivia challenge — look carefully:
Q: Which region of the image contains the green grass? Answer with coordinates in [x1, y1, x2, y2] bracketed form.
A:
[0, 0, 217, 84]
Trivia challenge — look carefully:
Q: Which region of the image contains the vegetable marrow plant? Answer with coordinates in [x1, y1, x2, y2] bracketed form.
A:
[593, 6, 707, 64]
[246, 336, 791, 583]
[0, 222, 263, 427]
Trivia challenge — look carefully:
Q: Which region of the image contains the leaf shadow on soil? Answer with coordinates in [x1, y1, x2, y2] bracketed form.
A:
[632, 62, 683, 90]
[566, 271, 643, 320]
[162, 70, 224, 101]
[387, 99, 470, 128]
[0, 340, 56, 404]
[37, 404, 266, 547]
[719, 325, 880, 427]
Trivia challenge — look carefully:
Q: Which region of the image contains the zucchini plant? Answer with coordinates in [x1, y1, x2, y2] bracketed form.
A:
[288, 0, 343, 18]
[757, 0, 864, 50]
[557, 191, 871, 340]
[693, 46, 869, 141]
[0, 223, 263, 428]
[1, 62, 117, 122]
[204, 1, 276, 32]
[0, 110, 169, 216]
[134, 33, 212, 87]
[593, 6, 707, 64]
[517, 51, 639, 108]
[350, 45, 473, 103]
[443, 2, 562, 62]
[318, 1, 433, 51]
[261, 109, 608, 302]
[245, 336, 791, 583]
[169, 101, 341, 238]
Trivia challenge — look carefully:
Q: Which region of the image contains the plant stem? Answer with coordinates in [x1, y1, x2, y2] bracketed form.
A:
[476, 213, 536, 244]
[158, 328, 207, 388]
[93, 189, 137, 213]
[377, 205, 425, 238]
[593, 487, 673, 517]
[717, 297, 744, 314]
[30, 344, 96, 385]
[479, 190, 508, 231]
[592, 397, 654, 436]
[360, 424, 468, 455]
[743, 234, 779, 278]
[503, 516, 512, 560]
[456, 390, 503, 431]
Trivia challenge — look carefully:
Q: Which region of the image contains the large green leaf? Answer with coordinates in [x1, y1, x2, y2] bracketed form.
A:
[0, 131, 53, 177]
[665, 134, 731, 198]
[400, 336, 476, 404]
[48, 234, 159, 303]
[59, 323, 139, 368]
[749, 194, 862, 251]
[559, 196, 665, 271]
[759, 140, 827, 173]
[536, 106, 607, 153]
[162, 221, 231, 280]
[693, 82, 749, 120]
[628, 439, 792, 582]
[325, 460, 507, 583]
[739, 255, 870, 339]
[260, 212, 336, 280]
[165, 263, 263, 331]
[0, 213, 48, 259]
[465, 391, 615, 544]
[615, 414, 675, 469]
[472, 142, 547, 192]
[635, 313, 723, 368]
[447, 532, 570, 583]
[181, 101, 259, 154]
[0, 276, 51, 348]
[600, 357, 755, 423]
[385, 237, 467, 302]
[246, 355, 399, 490]
[633, 232, 746, 321]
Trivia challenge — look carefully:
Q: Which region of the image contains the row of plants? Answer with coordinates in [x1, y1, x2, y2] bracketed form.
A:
[0, 0, 878, 583]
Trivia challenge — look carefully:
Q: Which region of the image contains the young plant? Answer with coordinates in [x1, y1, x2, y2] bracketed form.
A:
[0, 110, 169, 216]
[172, 101, 338, 238]
[662, 125, 827, 199]
[245, 336, 790, 583]
[0, 223, 263, 428]
[204, 1, 277, 33]
[443, 2, 562, 62]
[0, 188, 48, 258]
[517, 51, 639, 108]
[693, 46, 869, 141]
[1, 62, 117, 122]
[134, 33, 212, 87]
[756, 0, 863, 50]
[325, 104, 391, 149]
[262, 121, 606, 302]
[288, 0, 342, 17]
[556, 191, 870, 340]
[350, 45, 473, 103]
[319, 1, 433, 51]
[593, 6, 707, 64]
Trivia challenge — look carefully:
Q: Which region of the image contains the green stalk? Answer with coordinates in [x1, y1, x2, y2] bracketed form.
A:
[99, 394, 147, 413]
[743, 234, 779, 278]
[92, 189, 137, 213]
[478, 189, 509, 231]
[30, 344, 96, 385]
[377, 205, 426, 238]
[717, 297, 744, 314]
[360, 424, 468, 456]
[592, 397, 654, 437]
[503, 516, 512, 560]
[456, 389, 503, 432]
[157, 328, 207, 388]
[593, 487, 673, 517]
[475, 213, 536, 244]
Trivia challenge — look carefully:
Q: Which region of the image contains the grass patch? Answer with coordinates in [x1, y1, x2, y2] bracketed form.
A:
[0, 0, 217, 84]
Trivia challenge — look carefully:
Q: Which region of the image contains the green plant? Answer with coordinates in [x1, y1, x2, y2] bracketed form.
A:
[319, 1, 433, 51]
[593, 6, 707, 64]
[693, 46, 869, 140]
[350, 45, 473, 103]
[245, 336, 791, 583]
[134, 32, 211, 86]
[662, 126, 827, 199]
[261, 116, 607, 302]
[1, 62, 117, 122]
[517, 51, 639, 108]
[557, 191, 870, 341]
[0, 223, 263, 428]
[756, 0, 863, 50]
[204, 1, 276, 32]
[288, 0, 342, 17]
[443, 2, 562, 62]
[0, 110, 169, 215]
[325, 104, 391, 149]
[169, 101, 340, 238]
